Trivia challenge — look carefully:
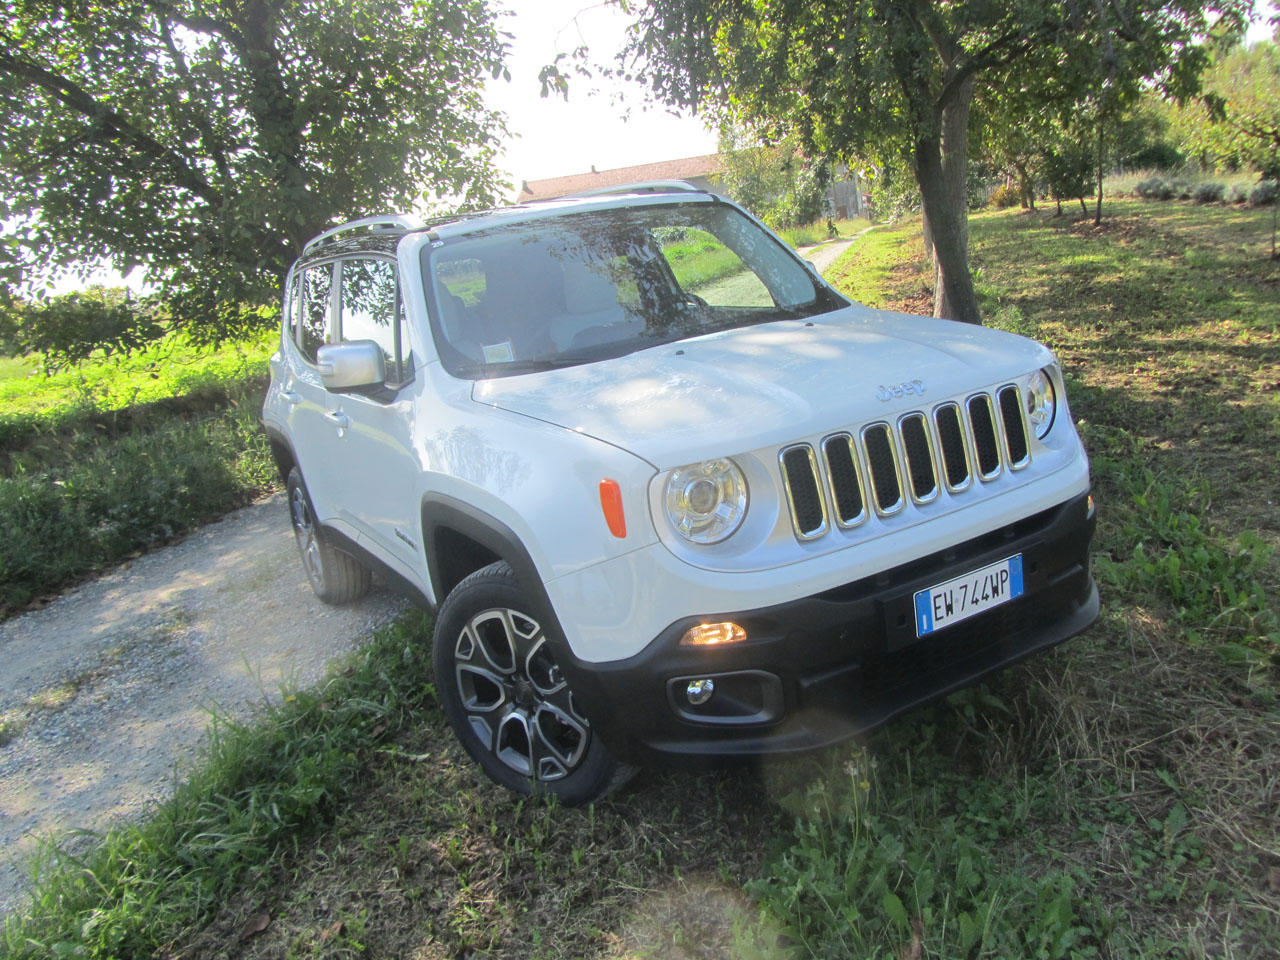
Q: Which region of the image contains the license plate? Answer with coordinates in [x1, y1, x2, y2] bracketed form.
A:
[913, 555, 1024, 638]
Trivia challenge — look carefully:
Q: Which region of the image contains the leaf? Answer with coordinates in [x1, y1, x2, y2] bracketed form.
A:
[240, 911, 271, 940]
[1164, 801, 1188, 842]
[882, 890, 909, 930]
[319, 919, 345, 942]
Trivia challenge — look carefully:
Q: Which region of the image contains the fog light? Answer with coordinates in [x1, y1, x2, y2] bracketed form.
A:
[686, 678, 715, 705]
[679, 621, 747, 646]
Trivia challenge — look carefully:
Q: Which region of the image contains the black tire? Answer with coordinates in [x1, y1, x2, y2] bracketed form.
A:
[286, 467, 371, 604]
[432, 561, 634, 805]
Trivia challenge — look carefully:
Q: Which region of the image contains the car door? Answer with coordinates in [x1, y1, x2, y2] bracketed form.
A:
[327, 255, 424, 578]
[282, 260, 348, 527]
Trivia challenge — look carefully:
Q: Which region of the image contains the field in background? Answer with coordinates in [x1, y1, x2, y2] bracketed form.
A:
[4, 200, 1278, 958]
[0, 331, 278, 615]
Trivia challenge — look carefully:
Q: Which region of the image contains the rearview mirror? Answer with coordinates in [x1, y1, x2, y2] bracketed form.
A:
[316, 340, 386, 392]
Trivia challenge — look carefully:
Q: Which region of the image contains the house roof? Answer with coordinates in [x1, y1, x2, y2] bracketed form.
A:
[518, 154, 723, 201]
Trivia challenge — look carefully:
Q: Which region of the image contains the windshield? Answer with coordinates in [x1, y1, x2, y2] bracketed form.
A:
[421, 201, 846, 378]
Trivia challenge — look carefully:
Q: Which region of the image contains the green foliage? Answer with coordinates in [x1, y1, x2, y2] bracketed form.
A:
[1087, 429, 1277, 655]
[1179, 38, 1280, 180]
[989, 183, 1021, 208]
[1043, 139, 1094, 208]
[1194, 182, 1227, 203]
[0, 401, 275, 614]
[0, 0, 509, 345]
[1249, 179, 1279, 205]
[622, 0, 1251, 324]
[1, 611, 439, 958]
[1136, 176, 1176, 200]
[0, 329, 274, 454]
[661, 232, 746, 289]
[741, 743, 1099, 960]
[712, 128, 826, 231]
[0, 287, 164, 369]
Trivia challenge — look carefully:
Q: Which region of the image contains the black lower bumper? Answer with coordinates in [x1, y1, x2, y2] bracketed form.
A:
[561, 491, 1099, 767]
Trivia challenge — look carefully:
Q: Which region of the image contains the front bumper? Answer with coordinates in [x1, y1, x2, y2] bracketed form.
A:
[559, 491, 1098, 766]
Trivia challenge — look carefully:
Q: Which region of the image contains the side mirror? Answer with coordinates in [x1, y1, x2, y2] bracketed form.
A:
[316, 340, 386, 392]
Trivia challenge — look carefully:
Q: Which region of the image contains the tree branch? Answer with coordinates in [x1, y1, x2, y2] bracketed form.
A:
[933, 29, 1040, 114]
[140, 0, 248, 54]
[0, 48, 223, 207]
[157, 17, 233, 184]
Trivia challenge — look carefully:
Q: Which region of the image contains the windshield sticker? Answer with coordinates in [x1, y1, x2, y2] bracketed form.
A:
[483, 341, 515, 363]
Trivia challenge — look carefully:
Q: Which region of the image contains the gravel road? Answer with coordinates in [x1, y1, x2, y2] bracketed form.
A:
[0, 493, 407, 915]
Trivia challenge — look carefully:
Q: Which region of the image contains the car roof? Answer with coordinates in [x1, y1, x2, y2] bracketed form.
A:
[299, 182, 723, 258]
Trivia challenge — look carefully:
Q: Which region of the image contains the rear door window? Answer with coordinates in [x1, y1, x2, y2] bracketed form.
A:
[299, 263, 334, 363]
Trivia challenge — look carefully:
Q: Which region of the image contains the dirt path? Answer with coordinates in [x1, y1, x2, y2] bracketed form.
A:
[0, 493, 407, 915]
[797, 233, 865, 274]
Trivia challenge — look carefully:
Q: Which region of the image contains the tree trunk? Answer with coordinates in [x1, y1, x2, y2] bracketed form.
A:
[1056, 197, 1062, 216]
[1014, 161, 1031, 208]
[924, 75, 979, 323]
[915, 134, 981, 325]
[921, 208, 935, 266]
[1094, 119, 1104, 226]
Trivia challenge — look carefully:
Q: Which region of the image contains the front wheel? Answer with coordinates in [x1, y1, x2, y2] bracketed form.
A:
[286, 467, 371, 604]
[432, 561, 633, 804]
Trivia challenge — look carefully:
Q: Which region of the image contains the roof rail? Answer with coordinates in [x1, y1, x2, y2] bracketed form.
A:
[561, 180, 708, 200]
[302, 214, 421, 253]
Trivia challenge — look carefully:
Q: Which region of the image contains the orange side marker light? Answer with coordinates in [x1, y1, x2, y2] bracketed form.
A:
[599, 479, 626, 538]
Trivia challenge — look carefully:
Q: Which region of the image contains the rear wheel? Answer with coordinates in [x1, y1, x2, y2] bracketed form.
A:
[286, 467, 371, 604]
[433, 561, 633, 804]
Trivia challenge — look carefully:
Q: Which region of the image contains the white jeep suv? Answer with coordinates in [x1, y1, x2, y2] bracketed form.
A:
[261, 183, 1098, 803]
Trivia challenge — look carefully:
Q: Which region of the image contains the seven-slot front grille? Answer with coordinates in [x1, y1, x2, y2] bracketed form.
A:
[779, 385, 1033, 540]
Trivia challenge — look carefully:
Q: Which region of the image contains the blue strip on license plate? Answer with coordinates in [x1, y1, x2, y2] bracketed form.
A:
[914, 555, 1024, 638]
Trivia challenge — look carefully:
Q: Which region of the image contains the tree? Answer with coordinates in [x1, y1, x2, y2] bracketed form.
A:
[618, 0, 1253, 324]
[0, 0, 509, 344]
[714, 127, 826, 230]
[1187, 36, 1280, 179]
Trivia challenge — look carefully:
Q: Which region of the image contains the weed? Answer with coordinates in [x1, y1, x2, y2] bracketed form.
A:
[0, 400, 276, 615]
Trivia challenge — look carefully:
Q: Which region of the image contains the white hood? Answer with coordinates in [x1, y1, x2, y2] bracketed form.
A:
[472, 304, 1055, 468]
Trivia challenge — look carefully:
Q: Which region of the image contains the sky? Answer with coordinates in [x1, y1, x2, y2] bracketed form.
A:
[484, 0, 717, 191]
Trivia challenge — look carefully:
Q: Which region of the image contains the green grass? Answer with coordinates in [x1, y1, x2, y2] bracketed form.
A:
[0, 356, 34, 383]
[664, 219, 872, 291]
[0, 330, 275, 454]
[0, 330, 280, 615]
[3, 199, 1277, 957]
[777, 216, 870, 248]
[0, 397, 276, 615]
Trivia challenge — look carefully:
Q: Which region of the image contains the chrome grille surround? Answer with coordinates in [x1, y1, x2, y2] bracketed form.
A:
[778, 385, 1035, 541]
[997, 384, 1031, 470]
[932, 401, 973, 493]
[860, 423, 905, 517]
[966, 393, 1003, 481]
[778, 443, 829, 540]
[897, 412, 941, 505]
[821, 433, 869, 528]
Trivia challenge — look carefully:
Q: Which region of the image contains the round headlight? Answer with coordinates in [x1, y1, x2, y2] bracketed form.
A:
[664, 458, 748, 544]
[1026, 367, 1057, 439]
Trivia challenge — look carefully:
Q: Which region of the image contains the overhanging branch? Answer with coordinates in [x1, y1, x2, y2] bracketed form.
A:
[0, 49, 223, 207]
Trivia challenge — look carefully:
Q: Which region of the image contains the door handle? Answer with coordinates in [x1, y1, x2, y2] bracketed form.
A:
[281, 389, 300, 406]
[324, 411, 350, 430]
